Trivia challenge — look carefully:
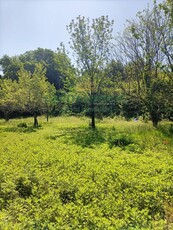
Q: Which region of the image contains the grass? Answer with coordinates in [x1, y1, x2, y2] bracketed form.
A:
[0, 116, 173, 229]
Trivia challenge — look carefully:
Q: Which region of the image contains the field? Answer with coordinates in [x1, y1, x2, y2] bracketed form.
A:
[0, 116, 173, 230]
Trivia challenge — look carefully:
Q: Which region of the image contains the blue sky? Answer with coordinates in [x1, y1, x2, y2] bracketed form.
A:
[0, 0, 163, 58]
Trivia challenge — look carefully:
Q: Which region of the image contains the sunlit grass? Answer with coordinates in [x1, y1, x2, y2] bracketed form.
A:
[0, 116, 173, 229]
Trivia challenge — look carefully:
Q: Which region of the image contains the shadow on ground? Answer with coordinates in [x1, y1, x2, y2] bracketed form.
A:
[55, 126, 134, 149]
[47, 127, 108, 148]
[67, 127, 106, 147]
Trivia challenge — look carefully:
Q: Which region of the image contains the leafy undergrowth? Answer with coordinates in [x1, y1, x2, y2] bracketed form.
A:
[0, 116, 173, 229]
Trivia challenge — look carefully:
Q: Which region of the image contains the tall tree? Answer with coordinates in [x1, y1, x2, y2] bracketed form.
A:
[17, 63, 56, 126]
[159, 0, 173, 72]
[19, 48, 68, 90]
[115, 3, 171, 126]
[67, 15, 114, 128]
[0, 48, 75, 90]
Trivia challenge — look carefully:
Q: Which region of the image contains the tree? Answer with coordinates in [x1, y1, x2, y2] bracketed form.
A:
[19, 48, 68, 90]
[158, 0, 173, 73]
[0, 48, 75, 91]
[115, 3, 172, 126]
[159, 0, 173, 120]
[0, 78, 19, 121]
[55, 43, 76, 92]
[67, 15, 114, 128]
[0, 55, 22, 80]
[17, 63, 56, 126]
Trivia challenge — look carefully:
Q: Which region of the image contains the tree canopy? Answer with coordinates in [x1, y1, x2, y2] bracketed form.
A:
[0, 64, 56, 126]
[67, 15, 114, 128]
[0, 47, 75, 90]
[114, 1, 173, 126]
[0, 1, 172, 126]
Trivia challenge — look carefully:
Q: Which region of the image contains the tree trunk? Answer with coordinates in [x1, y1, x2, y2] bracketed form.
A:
[152, 119, 159, 127]
[4, 112, 10, 122]
[90, 101, 95, 129]
[34, 114, 38, 127]
[5, 116, 10, 122]
[150, 112, 159, 127]
[90, 76, 96, 129]
[91, 107, 95, 129]
[46, 113, 49, 122]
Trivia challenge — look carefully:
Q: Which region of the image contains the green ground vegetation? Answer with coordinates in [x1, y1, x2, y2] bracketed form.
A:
[0, 116, 173, 229]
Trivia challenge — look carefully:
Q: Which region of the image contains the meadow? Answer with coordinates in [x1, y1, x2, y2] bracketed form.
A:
[0, 116, 173, 230]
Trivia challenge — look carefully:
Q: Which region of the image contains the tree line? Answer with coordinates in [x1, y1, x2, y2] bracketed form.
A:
[0, 0, 172, 127]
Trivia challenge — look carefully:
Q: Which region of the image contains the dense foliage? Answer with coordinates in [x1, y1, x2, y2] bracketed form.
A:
[115, 1, 173, 126]
[0, 64, 56, 126]
[0, 47, 75, 90]
[0, 1, 172, 127]
[0, 116, 173, 229]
